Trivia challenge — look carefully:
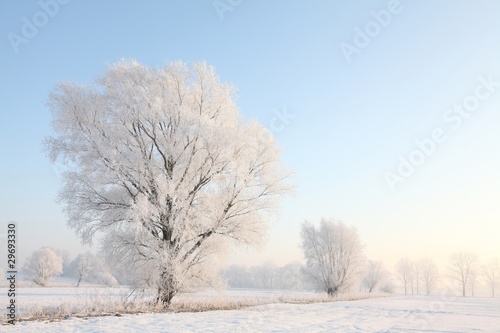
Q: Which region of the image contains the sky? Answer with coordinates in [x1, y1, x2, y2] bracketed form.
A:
[1, 0, 500, 272]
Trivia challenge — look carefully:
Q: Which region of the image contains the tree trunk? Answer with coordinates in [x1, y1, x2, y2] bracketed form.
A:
[154, 288, 176, 308]
[327, 286, 339, 297]
[462, 284, 466, 297]
[154, 269, 177, 308]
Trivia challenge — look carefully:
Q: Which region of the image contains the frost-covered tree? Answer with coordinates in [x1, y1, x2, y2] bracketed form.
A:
[90, 255, 119, 287]
[70, 252, 93, 287]
[300, 218, 364, 297]
[222, 262, 306, 289]
[278, 262, 304, 290]
[23, 247, 63, 286]
[419, 258, 439, 296]
[482, 257, 500, 297]
[221, 264, 251, 288]
[412, 260, 421, 295]
[380, 275, 395, 293]
[56, 248, 72, 275]
[362, 260, 386, 293]
[448, 252, 478, 297]
[67, 252, 117, 286]
[44, 60, 291, 307]
[469, 269, 478, 297]
[396, 257, 413, 296]
[258, 261, 277, 289]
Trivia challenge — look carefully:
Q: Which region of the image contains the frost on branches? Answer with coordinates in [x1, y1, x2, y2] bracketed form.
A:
[44, 60, 292, 307]
[300, 219, 364, 297]
[23, 247, 63, 286]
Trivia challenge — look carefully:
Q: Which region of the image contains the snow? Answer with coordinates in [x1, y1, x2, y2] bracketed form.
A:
[8, 286, 132, 312]
[3, 290, 500, 332]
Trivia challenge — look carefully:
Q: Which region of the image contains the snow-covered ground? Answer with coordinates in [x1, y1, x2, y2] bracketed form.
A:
[2, 288, 500, 332]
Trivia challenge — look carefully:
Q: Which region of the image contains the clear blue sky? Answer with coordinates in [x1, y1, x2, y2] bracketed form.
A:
[1, 0, 500, 269]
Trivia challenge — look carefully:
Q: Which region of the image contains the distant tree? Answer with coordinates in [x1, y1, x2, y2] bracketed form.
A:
[482, 257, 500, 297]
[260, 261, 277, 289]
[300, 218, 364, 297]
[362, 260, 386, 293]
[469, 269, 478, 297]
[69, 252, 119, 287]
[44, 60, 292, 307]
[449, 252, 478, 297]
[92, 258, 119, 287]
[23, 247, 63, 286]
[56, 248, 72, 275]
[222, 264, 250, 288]
[412, 260, 421, 295]
[72, 252, 93, 287]
[222, 262, 306, 290]
[278, 262, 304, 290]
[246, 262, 279, 289]
[396, 258, 413, 295]
[380, 276, 395, 294]
[419, 258, 439, 295]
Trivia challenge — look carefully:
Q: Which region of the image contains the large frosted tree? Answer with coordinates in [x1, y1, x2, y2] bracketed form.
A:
[45, 60, 291, 307]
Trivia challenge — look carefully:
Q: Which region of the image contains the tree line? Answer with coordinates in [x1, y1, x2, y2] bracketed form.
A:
[16, 236, 498, 300]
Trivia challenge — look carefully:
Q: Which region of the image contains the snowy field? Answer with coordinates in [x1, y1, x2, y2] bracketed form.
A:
[2, 288, 500, 332]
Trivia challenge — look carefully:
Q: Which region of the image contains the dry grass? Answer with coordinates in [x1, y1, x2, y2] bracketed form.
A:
[3, 289, 391, 323]
[169, 297, 263, 312]
[168, 291, 391, 312]
[2, 289, 162, 324]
